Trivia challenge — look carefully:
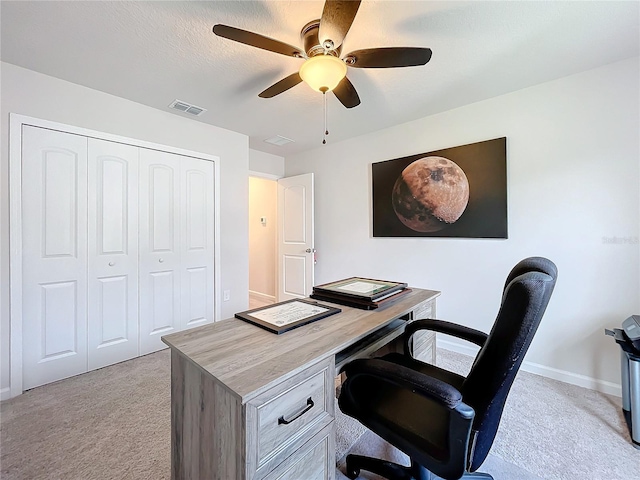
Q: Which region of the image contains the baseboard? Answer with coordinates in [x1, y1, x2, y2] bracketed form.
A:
[249, 290, 276, 304]
[438, 338, 480, 357]
[1, 387, 11, 401]
[521, 360, 622, 397]
[438, 338, 623, 397]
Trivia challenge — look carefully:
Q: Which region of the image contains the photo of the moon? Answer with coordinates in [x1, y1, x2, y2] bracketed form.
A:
[391, 157, 469, 232]
[372, 137, 507, 238]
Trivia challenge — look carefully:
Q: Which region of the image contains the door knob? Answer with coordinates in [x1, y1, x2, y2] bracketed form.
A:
[305, 248, 316, 253]
[108, 261, 115, 267]
[159, 258, 164, 263]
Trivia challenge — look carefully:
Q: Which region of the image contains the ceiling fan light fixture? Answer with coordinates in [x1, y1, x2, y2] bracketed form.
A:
[299, 55, 347, 92]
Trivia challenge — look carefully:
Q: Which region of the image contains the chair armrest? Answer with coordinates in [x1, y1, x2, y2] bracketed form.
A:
[343, 358, 465, 410]
[403, 319, 488, 357]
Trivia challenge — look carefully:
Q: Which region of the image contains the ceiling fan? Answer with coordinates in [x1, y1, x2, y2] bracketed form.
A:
[212, 0, 432, 109]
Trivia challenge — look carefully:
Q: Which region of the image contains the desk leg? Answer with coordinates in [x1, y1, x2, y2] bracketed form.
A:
[171, 350, 245, 479]
[410, 301, 437, 364]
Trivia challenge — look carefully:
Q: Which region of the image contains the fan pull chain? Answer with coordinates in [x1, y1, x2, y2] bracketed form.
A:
[321, 87, 329, 145]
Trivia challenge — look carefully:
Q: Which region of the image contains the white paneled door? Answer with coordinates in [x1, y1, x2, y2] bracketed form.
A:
[277, 173, 314, 301]
[139, 150, 215, 355]
[87, 139, 139, 370]
[22, 126, 89, 390]
[139, 149, 182, 355]
[20, 122, 216, 390]
[180, 157, 215, 331]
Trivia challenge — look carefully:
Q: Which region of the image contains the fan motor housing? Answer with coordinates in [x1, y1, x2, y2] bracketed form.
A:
[301, 20, 342, 58]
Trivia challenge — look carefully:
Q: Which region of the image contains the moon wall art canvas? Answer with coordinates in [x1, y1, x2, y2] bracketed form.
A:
[372, 137, 507, 238]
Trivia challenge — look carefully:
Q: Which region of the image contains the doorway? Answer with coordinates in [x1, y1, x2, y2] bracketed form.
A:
[248, 176, 278, 309]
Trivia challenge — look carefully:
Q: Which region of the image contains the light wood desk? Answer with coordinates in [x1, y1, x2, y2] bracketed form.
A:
[162, 288, 440, 480]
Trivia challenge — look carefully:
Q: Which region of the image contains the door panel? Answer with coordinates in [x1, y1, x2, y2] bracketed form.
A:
[185, 267, 208, 326]
[282, 185, 306, 243]
[88, 139, 139, 369]
[180, 158, 214, 330]
[151, 165, 176, 252]
[278, 174, 314, 301]
[96, 275, 128, 346]
[139, 149, 181, 355]
[22, 126, 88, 389]
[100, 158, 127, 254]
[43, 155, 78, 257]
[185, 170, 207, 249]
[283, 256, 307, 297]
[150, 271, 178, 332]
[41, 281, 78, 359]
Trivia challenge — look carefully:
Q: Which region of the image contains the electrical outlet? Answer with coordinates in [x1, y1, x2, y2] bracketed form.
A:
[223, 290, 231, 301]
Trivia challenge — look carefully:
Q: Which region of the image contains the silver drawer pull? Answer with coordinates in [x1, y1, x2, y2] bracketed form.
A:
[277, 397, 314, 425]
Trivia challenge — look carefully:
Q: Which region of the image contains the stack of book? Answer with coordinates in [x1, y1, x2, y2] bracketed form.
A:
[310, 277, 410, 310]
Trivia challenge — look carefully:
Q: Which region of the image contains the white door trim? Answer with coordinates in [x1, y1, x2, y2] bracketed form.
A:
[248, 170, 282, 181]
[9, 113, 222, 398]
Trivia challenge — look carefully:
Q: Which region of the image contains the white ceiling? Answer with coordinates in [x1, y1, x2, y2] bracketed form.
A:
[1, 1, 639, 156]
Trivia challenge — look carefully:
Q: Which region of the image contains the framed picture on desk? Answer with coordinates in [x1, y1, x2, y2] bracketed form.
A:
[235, 299, 341, 334]
[313, 277, 407, 302]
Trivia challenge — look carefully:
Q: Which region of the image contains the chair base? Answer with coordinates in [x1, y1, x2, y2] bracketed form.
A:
[344, 454, 494, 480]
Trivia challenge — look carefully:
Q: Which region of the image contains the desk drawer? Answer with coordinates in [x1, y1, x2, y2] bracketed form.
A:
[247, 356, 335, 478]
[264, 423, 334, 480]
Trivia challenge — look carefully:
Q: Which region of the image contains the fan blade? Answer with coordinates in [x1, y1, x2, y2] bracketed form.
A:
[333, 77, 360, 108]
[213, 24, 303, 58]
[318, 0, 362, 50]
[258, 73, 303, 98]
[345, 47, 433, 68]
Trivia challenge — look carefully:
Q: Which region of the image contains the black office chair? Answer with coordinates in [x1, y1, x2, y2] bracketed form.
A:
[338, 257, 557, 480]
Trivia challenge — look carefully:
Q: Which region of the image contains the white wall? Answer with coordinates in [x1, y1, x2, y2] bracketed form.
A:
[0, 62, 250, 395]
[248, 177, 277, 300]
[285, 57, 640, 393]
[249, 148, 285, 178]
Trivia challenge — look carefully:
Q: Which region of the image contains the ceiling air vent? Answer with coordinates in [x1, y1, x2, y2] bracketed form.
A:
[169, 99, 207, 116]
[264, 135, 295, 146]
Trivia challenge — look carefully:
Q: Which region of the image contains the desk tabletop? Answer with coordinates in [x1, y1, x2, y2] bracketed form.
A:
[162, 288, 439, 403]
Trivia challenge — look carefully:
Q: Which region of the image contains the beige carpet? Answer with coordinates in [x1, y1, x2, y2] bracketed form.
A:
[1, 348, 638, 479]
[1, 351, 171, 480]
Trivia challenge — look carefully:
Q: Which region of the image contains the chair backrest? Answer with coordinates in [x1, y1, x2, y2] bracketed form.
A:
[461, 257, 557, 471]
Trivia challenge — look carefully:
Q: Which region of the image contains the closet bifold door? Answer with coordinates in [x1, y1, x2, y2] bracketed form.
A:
[87, 139, 139, 370]
[138, 150, 215, 354]
[139, 149, 182, 355]
[22, 126, 89, 390]
[180, 156, 215, 331]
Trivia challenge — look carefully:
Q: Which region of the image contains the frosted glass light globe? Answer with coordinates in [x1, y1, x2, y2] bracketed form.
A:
[299, 55, 347, 92]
